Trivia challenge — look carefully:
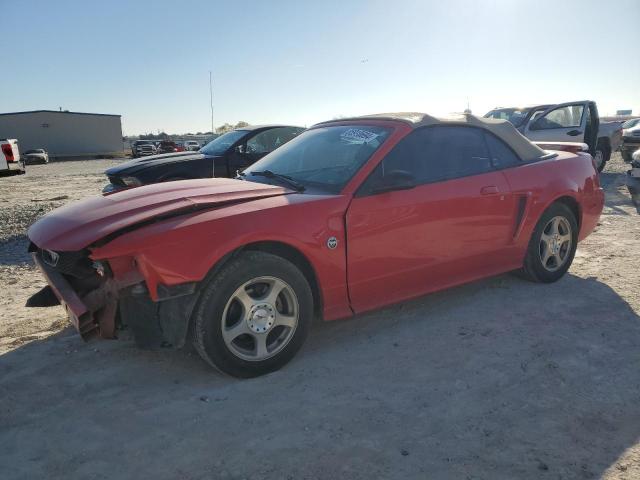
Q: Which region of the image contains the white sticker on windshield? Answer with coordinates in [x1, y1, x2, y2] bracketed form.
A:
[340, 128, 379, 144]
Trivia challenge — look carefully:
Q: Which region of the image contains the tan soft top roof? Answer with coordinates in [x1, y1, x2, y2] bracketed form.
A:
[315, 112, 546, 162]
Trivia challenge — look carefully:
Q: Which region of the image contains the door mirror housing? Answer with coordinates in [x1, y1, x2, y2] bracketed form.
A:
[369, 170, 417, 195]
[235, 145, 246, 154]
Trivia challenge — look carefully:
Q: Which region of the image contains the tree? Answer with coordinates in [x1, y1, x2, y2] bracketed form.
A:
[139, 131, 169, 140]
[215, 123, 234, 134]
[235, 121, 249, 129]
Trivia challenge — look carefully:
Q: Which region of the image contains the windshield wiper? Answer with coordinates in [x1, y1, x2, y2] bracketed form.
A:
[248, 170, 306, 192]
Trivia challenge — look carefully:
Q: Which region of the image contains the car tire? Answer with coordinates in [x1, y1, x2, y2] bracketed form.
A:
[622, 150, 633, 163]
[594, 142, 610, 172]
[519, 202, 578, 283]
[192, 251, 313, 378]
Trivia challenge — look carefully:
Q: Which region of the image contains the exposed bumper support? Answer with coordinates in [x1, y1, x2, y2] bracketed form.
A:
[30, 252, 198, 347]
[31, 253, 132, 340]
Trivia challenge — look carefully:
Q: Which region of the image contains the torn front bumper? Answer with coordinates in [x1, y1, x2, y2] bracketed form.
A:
[30, 251, 199, 348]
[31, 252, 123, 340]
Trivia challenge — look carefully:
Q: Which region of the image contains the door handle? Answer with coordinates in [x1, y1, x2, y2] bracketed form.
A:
[480, 186, 499, 195]
[567, 129, 582, 136]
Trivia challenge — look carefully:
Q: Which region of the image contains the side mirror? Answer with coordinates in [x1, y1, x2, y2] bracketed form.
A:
[235, 145, 246, 154]
[370, 170, 416, 194]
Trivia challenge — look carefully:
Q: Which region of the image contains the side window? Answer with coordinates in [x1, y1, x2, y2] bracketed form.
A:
[246, 127, 303, 154]
[531, 104, 584, 130]
[421, 126, 491, 181]
[359, 126, 493, 195]
[484, 132, 521, 168]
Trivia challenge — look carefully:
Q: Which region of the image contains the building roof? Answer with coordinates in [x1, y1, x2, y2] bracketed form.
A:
[0, 110, 121, 117]
[315, 112, 546, 162]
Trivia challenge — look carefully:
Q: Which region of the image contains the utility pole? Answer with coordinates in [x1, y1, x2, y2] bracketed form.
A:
[209, 71, 214, 134]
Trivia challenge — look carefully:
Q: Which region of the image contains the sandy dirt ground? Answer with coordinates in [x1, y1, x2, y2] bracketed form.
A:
[0, 155, 638, 480]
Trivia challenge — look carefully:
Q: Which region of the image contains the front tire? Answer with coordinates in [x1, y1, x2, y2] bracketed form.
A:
[519, 203, 578, 283]
[192, 251, 313, 378]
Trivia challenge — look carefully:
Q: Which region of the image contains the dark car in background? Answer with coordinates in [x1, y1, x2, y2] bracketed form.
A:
[104, 125, 304, 192]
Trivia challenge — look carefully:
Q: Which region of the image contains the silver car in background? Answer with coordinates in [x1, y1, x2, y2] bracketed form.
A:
[184, 140, 201, 151]
[23, 149, 49, 164]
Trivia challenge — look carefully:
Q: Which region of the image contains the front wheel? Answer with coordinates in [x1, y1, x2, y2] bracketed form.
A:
[192, 251, 313, 378]
[519, 203, 578, 283]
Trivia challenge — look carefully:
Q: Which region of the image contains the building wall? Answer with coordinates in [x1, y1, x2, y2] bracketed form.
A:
[0, 111, 123, 157]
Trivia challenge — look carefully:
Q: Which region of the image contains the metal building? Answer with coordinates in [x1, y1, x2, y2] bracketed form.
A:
[0, 110, 123, 158]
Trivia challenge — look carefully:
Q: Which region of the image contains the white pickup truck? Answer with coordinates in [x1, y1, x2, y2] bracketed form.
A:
[0, 139, 25, 175]
[485, 100, 623, 172]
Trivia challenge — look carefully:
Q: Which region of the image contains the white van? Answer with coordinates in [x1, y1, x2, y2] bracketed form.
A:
[0, 139, 25, 175]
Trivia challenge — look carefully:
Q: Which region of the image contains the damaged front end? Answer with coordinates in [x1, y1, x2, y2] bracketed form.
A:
[24, 178, 295, 348]
[26, 244, 199, 348]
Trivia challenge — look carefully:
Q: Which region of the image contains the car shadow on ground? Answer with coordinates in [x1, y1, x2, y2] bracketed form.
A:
[600, 170, 638, 215]
[1, 272, 638, 479]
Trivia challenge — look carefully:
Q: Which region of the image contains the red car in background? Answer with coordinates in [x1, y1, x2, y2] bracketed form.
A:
[27, 113, 604, 377]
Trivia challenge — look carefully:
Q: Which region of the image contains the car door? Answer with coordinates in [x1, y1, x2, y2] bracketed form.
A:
[346, 125, 516, 313]
[524, 101, 589, 143]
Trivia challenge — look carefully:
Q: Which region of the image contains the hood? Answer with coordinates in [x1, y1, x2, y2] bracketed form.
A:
[105, 152, 214, 176]
[28, 178, 292, 251]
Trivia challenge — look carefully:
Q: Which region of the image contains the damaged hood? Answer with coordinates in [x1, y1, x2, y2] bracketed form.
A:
[28, 178, 292, 251]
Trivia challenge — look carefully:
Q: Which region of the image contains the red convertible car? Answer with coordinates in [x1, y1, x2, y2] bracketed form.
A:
[27, 113, 604, 377]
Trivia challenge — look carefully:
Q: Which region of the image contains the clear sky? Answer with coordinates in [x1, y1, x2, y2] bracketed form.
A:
[3, 0, 639, 135]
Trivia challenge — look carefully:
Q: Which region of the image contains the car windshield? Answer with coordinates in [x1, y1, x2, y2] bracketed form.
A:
[485, 108, 532, 127]
[201, 130, 248, 155]
[244, 125, 392, 193]
[622, 118, 640, 129]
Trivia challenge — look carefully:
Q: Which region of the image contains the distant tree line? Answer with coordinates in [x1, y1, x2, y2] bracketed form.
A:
[215, 121, 249, 134]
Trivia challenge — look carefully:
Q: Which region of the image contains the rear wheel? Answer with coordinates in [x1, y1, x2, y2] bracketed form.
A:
[192, 251, 313, 378]
[519, 203, 578, 283]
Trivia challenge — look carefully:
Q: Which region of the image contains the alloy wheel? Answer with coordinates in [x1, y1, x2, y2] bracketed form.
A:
[221, 276, 299, 361]
[539, 216, 572, 272]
